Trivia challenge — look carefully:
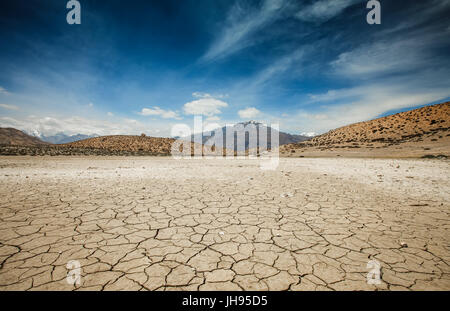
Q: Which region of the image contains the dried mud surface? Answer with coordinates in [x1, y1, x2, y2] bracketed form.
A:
[0, 156, 449, 291]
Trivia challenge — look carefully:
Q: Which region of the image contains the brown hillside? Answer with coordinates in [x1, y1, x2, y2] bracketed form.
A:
[65, 135, 176, 154]
[281, 102, 450, 158]
[0, 128, 48, 146]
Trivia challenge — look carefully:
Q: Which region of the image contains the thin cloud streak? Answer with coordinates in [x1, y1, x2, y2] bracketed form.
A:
[202, 0, 287, 62]
[139, 107, 181, 120]
[0, 86, 10, 95]
[295, 0, 362, 22]
[0, 103, 19, 110]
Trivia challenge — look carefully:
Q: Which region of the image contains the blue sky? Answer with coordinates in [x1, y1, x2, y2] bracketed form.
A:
[0, 0, 449, 137]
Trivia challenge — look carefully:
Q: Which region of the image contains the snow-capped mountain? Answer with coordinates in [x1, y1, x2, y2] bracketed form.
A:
[189, 121, 311, 151]
[300, 132, 317, 137]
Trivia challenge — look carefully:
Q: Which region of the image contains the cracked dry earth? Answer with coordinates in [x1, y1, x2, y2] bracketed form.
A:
[0, 156, 449, 291]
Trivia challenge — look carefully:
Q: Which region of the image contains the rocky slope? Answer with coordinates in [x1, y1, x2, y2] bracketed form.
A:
[65, 135, 175, 154]
[0, 128, 48, 146]
[0, 133, 177, 156]
[0, 133, 209, 156]
[281, 102, 450, 158]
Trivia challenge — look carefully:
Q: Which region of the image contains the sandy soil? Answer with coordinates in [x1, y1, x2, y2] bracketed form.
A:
[281, 131, 450, 158]
[0, 156, 449, 291]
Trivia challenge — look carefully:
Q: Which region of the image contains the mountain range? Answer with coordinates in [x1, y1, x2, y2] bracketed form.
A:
[189, 121, 310, 151]
[30, 132, 99, 144]
[1, 102, 449, 158]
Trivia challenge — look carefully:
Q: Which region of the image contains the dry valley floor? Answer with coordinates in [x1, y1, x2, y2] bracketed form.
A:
[0, 156, 449, 291]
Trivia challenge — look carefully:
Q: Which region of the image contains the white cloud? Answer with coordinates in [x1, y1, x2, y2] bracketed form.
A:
[139, 107, 181, 119]
[238, 107, 261, 119]
[296, 0, 360, 22]
[308, 87, 366, 102]
[192, 92, 211, 99]
[301, 132, 317, 137]
[0, 86, 9, 95]
[251, 48, 305, 86]
[107, 112, 114, 117]
[183, 95, 228, 117]
[88, 102, 94, 107]
[229, 47, 308, 96]
[0, 103, 19, 111]
[0, 115, 172, 137]
[206, 116, 220, 121]
[203, 122, 222, 133]
[330, 38, 434, 78]
[203, 0, 286, 61]
[192, 92, 228, 99]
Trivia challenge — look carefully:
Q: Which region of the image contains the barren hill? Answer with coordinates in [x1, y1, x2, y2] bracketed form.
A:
[65, 135, 176, 154]
[281, 102, 450, 158]
[0, 128, 48, 146]
[0, 132, 210, 156]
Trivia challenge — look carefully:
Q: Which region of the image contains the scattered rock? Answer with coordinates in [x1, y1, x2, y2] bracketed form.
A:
[280, 193, 293, 198]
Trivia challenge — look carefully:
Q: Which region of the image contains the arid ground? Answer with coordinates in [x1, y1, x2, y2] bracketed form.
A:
[0, 156, 449, 291]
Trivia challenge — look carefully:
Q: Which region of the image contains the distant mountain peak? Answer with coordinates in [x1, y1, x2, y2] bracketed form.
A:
[300, 132, 317, 137]
[28, 131, 99, 144]
[189, 122, 311, 151]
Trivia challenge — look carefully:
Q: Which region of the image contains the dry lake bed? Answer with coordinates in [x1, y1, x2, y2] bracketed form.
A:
[0, 156, 449, 291]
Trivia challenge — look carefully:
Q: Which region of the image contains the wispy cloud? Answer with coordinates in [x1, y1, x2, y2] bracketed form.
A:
[285, 9, 450, 134]
[238, 107, 261, 119]
[202, 0, 286, 61]
[330, 35, 446, 78]
[205, 116, 220, 122]
[295, 0, 361, 23]
[139, 107, 181, 119]
[0, 86, 9, 95]
[192, 92, 228, 99]
[0, 103, 19, 110]
[381, 0, 450, 34]
[251, 48, 306, 86]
